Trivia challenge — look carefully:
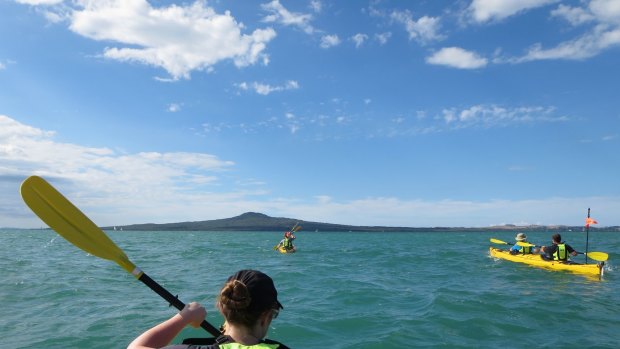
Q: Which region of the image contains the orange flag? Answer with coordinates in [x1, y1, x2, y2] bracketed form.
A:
[585, 217, 598, 227]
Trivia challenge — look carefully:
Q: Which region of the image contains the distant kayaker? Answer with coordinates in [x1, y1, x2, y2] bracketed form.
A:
[127, 269, 289, 349]
[510, 233, 538, 254]
[276, 231, 295, 251]
[540, 233, 578, 261]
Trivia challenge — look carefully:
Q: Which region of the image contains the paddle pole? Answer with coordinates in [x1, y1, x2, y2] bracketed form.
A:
[585, 208, 591, 264]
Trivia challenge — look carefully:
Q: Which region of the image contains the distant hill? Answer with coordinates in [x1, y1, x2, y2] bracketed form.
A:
[101, 212, 620, 232]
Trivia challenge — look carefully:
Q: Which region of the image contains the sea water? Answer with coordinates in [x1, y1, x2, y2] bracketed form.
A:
[1, 229, 618, 348]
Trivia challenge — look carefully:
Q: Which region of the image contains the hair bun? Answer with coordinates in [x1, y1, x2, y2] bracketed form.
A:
[219, 279, 252, 310]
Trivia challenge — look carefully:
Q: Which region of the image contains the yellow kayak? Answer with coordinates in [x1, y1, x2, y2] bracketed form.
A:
[489, 247, 604, 277]
[278, 246, 296, 254]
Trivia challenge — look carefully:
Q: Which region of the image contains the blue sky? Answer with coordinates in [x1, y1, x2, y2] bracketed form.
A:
[1, 0, 619, 228]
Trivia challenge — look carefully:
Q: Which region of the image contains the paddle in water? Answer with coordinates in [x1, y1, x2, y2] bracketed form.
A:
[20, 175, 220, 336]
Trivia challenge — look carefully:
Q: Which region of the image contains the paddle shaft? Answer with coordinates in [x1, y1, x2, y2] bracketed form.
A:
[138, 273, 220, 335]
[586, 208, 591, 264]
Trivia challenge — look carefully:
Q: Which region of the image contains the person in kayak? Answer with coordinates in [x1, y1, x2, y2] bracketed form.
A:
[509, 233, 538, 255]
[127, 269, 289, 349]
[540, 233, 578, 262]
[276, 232, 295, 251]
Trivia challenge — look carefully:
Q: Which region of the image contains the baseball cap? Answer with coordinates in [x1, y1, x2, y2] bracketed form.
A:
[227, 270, 283, 311]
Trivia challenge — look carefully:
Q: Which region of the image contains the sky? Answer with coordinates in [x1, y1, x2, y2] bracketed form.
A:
[1, 0, 619, 229]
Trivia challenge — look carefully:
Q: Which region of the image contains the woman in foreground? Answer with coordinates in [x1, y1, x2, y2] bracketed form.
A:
[128, 270, 289, 349]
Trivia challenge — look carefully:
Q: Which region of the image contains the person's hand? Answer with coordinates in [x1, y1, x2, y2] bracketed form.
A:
[180, 302, 207, 328]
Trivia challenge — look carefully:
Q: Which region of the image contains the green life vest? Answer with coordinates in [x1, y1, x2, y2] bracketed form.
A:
[520, 245, 532, 254]
[283, 238, 292, 249]
[553, 244, 567, 261]
[220, 343, 280, 349]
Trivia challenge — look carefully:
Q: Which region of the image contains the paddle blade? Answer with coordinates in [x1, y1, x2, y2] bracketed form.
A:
[20, 176, 136, 273]
[586, 252, 608, 262]
[490, 238, 508, 245]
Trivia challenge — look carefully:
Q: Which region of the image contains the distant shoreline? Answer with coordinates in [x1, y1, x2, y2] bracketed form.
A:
[94, 212, 619, 232]
[7, 211, 618, 232]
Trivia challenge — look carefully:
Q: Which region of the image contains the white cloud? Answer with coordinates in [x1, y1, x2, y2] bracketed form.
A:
[351, 33, 368, 48]
[320, 34, 341, 48]
[167, 103, 181, 112]
[468, 0, 559, 23]
[496, 0, 620, 63]
[0, 114, 235, 227]
[515, 24, 620, 61]
[16, 0, 64, 4]
[4, 115, 617, 228]
[440, 105, 567, 128]
[63, 0, 275, 80]
[261, 0, 315, 34]
[236, 80, 300, 95]
[277, 196, 620, 227]
[426, 47, 488, 69]
[0, 62, 5, 70]
[390, 10, 443, 44]
[589, 0, 620, 25]
[309, 0, 322, 13]
[375, 32, 392, 45]
[551, 4, 595, 26]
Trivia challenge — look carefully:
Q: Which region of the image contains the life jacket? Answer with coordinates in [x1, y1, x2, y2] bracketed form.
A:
[181, 335, 289, 349]
[520, 244, 532, 254]
[553, 243, 568, 261]
[283, 237, 293, 249]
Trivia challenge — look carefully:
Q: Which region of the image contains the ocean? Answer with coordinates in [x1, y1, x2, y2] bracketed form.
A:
[1, 229, 618, 348]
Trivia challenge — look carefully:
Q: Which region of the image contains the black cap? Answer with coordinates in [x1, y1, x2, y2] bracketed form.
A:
[227, 270, 283, 311]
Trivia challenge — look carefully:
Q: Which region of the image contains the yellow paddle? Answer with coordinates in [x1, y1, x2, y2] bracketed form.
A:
[490, 238, 514, 245]
[20, 175, 220, 336]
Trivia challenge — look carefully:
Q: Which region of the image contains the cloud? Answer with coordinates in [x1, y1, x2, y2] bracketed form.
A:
[510, 0, 620, 62]
[351, 33, 368, 48]
[426, 47, 488, 69]
[59, 0, 276, 80]
[320, 34, 341, 48]
[4, 115, 618, 228]
[551, 4, 596, 26]
[236, 80, 300, 95]
[440, 105, 567, 128]
[513, 24, 620, 62]
[375, 32, 392, 45]
[390, 10, 443, 44]
[0, 114, 236, 227]
[309, 0, 322, 13]
[16, 0, 64, 4]
[276, 195, 620, 227]
[468, 0, 559, 23]
[261, 0, 315, 34]
[167, 103, 181, 112]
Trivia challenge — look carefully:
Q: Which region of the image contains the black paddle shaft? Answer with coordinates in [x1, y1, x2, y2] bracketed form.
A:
[138, 272, 220, 336]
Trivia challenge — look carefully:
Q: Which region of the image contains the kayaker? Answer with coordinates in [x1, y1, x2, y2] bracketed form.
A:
[127, 269, 289, 349]
[510, 233, 538, 255]
[276, 232, 295, 251]
[540, 233, 578, 261]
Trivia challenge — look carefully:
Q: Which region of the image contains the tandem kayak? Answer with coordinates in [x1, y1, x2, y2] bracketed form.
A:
[278, 246, 296, 254]
[489, 247, 604, 277]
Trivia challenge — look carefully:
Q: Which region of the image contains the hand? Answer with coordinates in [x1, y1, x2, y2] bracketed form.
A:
[180, 302, 207, 328]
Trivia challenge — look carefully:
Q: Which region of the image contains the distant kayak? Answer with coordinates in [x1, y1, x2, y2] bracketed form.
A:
[489, 247, 604, 278]
[278, 246, 296, 254]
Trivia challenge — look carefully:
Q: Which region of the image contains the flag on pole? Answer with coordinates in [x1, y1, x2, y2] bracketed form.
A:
[585, 217, 598, 228]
